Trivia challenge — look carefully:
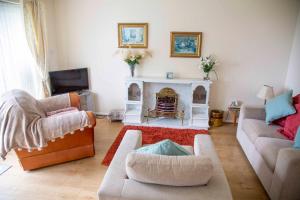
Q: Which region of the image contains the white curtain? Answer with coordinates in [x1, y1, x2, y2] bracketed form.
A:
[0, 1, 40, 97]
[23, 0, 50, 97]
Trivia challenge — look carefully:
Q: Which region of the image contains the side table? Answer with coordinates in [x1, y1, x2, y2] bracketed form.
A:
[227, 106, 241, 125]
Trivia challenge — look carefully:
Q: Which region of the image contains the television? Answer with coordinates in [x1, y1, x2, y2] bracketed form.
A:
[49, 68, 89, 95]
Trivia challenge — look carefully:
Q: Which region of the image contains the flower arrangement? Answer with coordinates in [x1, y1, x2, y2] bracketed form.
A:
[116, 48, 151, 77]
[199, 55, 218, 80]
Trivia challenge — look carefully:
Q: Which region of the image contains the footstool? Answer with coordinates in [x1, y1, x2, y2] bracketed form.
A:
[98, 130, 232, 200]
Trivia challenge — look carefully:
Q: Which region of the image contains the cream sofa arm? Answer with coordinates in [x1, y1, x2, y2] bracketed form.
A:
[98, 130, 142, 200]
[270, 148, 300, 200]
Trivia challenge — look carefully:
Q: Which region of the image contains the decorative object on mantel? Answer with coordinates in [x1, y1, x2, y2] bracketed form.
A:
[101, 125, 208, 166]
[166, 72, 174, 79]
[115, 48, 151, 77]
[199, 55, 218, 80]
[118, 23, 148, 48]
[257, 85, 274, 104]
[170, 32, 202, 58]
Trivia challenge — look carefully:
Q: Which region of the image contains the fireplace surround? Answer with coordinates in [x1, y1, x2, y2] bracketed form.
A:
[123, 77, 211, 129]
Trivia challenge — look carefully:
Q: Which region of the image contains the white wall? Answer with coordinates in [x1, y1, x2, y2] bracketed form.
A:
[285, 10, 300, 95]
[43, 0, 58, 69]
[46, 0, 300, 113]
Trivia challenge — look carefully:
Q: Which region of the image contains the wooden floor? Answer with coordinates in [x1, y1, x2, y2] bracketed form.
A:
[0, 119, 269, 200]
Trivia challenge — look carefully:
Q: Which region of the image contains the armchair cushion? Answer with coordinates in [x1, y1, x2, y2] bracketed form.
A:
[38, 110, 90, 140]
[39, 93, 71, 113]
[46, 107, 78, 117]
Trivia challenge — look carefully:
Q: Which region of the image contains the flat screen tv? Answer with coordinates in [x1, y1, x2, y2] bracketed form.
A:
[49, 68, 89, 95]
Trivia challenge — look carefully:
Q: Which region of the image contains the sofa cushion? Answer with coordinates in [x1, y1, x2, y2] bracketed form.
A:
[242, 119, 287, 144]
[272, 94, 300, 127]
[265, 90, 296, 124]
[126, 152, 213, 186]
[279, 104, 300, 140]
[255, 137, 293, 171]
[294, 127, 300, 149]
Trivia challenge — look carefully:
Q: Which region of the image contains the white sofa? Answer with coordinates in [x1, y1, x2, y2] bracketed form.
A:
[98, 130, 232, 200]
[237, 105, 300, 200]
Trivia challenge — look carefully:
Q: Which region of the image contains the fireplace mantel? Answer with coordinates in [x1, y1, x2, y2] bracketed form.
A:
[124, 76, 212, 129]
[128, 77, 212, 84]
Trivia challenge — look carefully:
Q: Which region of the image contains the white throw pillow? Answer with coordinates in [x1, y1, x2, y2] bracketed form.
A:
[126, 152, 213, 186]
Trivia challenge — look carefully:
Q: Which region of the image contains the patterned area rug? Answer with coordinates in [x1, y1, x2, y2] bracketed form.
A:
[101, 125, 208, 166]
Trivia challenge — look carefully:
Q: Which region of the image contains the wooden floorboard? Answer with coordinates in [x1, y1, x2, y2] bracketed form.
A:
[0, 119, 269, 200]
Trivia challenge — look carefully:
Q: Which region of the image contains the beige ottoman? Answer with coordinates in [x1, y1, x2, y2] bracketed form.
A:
[98, 130, 232, 200]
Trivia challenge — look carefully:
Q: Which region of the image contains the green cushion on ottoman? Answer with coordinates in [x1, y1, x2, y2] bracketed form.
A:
[136, 139, 192, 156]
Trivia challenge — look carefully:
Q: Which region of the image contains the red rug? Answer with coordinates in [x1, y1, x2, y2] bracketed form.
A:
[101, 125, 208, 166]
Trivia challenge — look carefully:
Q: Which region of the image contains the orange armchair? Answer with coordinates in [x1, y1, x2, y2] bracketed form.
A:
[15, 92, 96, 171]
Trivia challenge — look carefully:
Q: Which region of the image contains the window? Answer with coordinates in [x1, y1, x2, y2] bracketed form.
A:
[0, 1, 40, 97]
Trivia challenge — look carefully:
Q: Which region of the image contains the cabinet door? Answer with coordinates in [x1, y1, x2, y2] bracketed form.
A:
[128, 83, 141, 101]
[193, 85, 207, 104]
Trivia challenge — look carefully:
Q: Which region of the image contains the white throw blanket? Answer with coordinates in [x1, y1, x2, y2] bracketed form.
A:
[0, 90, 91, 160]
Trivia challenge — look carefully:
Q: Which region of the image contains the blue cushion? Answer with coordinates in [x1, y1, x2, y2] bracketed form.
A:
[265, 90, 296, 124]
[136, 139, 192, 156]
[294, 126, 300, 149]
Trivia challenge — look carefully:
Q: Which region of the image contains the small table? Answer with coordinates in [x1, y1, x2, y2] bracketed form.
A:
[228, 106, 241, 125]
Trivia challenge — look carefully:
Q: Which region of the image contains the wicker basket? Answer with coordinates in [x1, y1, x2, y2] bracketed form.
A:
[210, 110, 224, 127]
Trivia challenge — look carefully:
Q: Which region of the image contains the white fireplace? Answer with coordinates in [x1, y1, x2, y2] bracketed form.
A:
[123, 77, 212, 129]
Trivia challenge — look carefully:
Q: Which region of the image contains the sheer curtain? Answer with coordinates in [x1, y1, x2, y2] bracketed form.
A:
[0, 1, 40, 97]
[23, 0, 50, 97]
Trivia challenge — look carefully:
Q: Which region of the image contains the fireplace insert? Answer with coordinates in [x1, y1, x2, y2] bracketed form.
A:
[146, 88, 184, 125]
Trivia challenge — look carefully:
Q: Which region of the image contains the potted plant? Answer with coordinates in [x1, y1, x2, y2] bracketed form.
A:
[199, 55, 218, 80]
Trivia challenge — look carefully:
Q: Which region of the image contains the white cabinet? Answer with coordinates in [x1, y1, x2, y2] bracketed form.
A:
[123, 81, 143, 124]
[123, 77, 211, 129]
[189, 82, 211, 128]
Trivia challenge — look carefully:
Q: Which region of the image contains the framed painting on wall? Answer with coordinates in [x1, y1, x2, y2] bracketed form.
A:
[118, 23, 148, 48]
[170, 32, 202, 58]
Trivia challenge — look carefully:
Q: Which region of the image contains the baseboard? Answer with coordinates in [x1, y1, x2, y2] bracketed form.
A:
[94, 112, 109, 116]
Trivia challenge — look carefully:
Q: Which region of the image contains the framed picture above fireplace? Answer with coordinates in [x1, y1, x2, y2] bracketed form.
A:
[118, 23, 148, 48]
[170, 32, 202, 58]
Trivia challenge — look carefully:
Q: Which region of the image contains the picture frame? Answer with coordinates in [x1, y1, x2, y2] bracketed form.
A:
[170, 32, 202, 58]
[118, 23, 148, 48]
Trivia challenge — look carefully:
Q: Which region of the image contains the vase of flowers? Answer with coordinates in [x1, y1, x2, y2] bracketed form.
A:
[124, 54, 142, 77]
[116, 49, 151, 77]
[199, 55, 218, 80]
